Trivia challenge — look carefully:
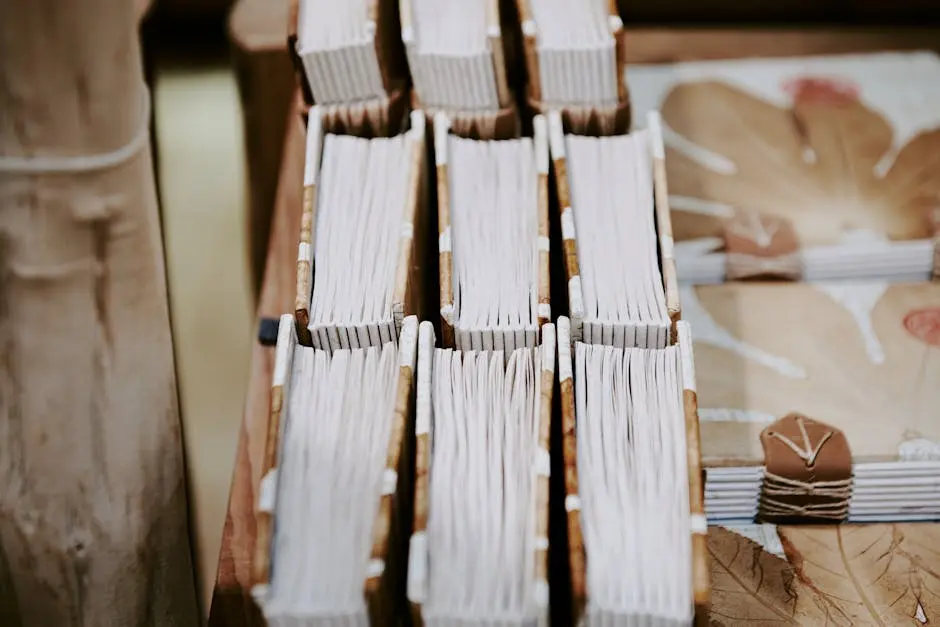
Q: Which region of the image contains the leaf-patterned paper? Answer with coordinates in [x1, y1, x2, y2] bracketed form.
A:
[778, 525, 940, 625]
[684, 282, 940, 465]
[626, 52, 940, 262]
[708, 525, 837, 625]
[712, 524, 940, 626]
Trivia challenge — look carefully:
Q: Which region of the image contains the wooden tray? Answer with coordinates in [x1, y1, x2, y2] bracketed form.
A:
[210, 27, 940, 627]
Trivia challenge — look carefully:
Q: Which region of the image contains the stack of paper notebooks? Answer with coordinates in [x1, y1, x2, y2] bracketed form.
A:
[544, 108, 707, 622]
[683, 281, 940, 523]
[408, 321, 556, 626]
[399, 0, 520, 139]
[288, 0, 410, 127]
[626, 51, 940, 284]
[251, 314, 419, 624]
[517, 0, 630, 133]
[557, 316, 708, 625]
[549, 109, 680, 346]
[435, 112, 550, 350]
[294, 109, 429, 348]
[399, 0, 511, 111]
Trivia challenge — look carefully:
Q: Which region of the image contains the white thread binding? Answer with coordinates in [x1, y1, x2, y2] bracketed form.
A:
[534, 448, 551, 477]
[647, 110, 665, 161]
[399, 316, 419, 368]
[677, 321, 696, 391]
[660, 234, 675, 259]
[561, 208, 576, 240]
[407, 531, 428, 603]
[297, 241, 312, 263]
[258, 469, 278, 513]
[273, 315, 295, 385]
[304, 107, 322, 186]
[367, 558, 385, 578]
[434, 112, 450, 166]
[381, 468, 398, 495]
[534, 115, 549, 174]
[547, 111, 566, 159]
[439, 227, 452, 253]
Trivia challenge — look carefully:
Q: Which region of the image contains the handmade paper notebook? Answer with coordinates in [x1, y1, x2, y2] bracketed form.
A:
[294, 108, 429, 349]
[626, 51, 940, 284]
[548, 109, 680, 347]
[435, 112, 550, 350]
[408, 321, 555, 626]
[251, 315, 418, 625]
[516, 0, 630, 134]
[400, 0, 512, 112]
[683, 281, 940, 523]
[289, 0, 409, 106]
[557, 316, 709, 625]
[399, 0, 521, 140]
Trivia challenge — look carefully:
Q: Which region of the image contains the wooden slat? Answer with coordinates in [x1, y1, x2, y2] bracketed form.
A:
[207, 96, 307, 627]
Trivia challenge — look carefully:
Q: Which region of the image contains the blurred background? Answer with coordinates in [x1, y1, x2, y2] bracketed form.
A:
[144, 0, 253, 607]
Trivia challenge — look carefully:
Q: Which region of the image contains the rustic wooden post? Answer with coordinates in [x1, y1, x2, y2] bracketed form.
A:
[0, 1, 200, 625]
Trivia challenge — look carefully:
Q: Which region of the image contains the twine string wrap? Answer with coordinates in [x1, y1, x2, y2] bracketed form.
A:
[757, 414, 854, 523]
[0, 85, 151, 174]
[725, 251, 802, 281]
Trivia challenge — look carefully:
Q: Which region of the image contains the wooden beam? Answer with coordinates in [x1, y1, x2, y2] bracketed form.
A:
[207, 98, 305, 627]
[0, 1, 199, 624]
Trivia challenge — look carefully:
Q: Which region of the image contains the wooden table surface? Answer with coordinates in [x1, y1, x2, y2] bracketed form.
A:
[208, 28, 940, 626]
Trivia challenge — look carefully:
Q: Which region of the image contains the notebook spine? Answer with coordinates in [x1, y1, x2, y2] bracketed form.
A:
[251, 315, 297, 599]
[295, 108, 325, 346]
[535, 115, 552, 330]
[433, 113, 456, 347]
[556, 316, 586, 624]
[533, 323, 556, 623]
[648, 111, 682, 344]
[393, 111, 429, 336]
[516, 0, 542, 104]
[365, 316, 420, 621]
[408, 321, 435, 620]
[548, 111, 584, 344]
[677, 321, 711, 622]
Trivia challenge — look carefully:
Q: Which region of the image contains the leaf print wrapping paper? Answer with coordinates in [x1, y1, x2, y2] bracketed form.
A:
[710, 524, 940, 626]
[683, 281, 940, 466]
[627, 52, 940, 283]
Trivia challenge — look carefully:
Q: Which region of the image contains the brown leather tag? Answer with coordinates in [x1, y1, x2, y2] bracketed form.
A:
[723, 211, 801, 281]
[757, 413, 853, 524]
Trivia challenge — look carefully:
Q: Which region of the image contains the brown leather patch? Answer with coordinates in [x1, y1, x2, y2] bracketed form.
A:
[723, 211, 801, 281]
[758, 413, 853, 524]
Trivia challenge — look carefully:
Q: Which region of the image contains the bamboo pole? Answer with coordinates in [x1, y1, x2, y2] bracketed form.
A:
[0, 1, 199, 625]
